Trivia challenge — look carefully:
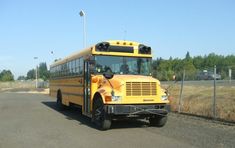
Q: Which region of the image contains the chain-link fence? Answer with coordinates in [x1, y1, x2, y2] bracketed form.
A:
[161, 65, 235, 122]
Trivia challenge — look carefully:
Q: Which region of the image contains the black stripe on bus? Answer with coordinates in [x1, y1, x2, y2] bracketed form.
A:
[50, 84, 83, 87]
[50, 90, 84, 97]
[50, 75, 83, 80]
[63, 92, 84, 97]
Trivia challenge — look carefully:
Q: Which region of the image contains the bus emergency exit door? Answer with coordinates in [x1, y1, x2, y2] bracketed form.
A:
[84, 61, 91, 114]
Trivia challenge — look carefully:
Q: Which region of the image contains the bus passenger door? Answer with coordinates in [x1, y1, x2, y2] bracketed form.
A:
[84, 60, 91, 115]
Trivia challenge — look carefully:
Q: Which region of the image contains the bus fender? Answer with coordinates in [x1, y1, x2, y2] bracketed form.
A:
[93, 90, 106, 104]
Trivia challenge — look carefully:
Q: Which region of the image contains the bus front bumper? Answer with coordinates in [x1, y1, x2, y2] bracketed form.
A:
[104, 104, 170, 116]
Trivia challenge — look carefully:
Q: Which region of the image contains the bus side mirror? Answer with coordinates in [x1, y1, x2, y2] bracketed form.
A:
[103, 71, 114, 79]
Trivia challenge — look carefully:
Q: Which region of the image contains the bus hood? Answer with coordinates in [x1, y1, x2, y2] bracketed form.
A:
[110, 75, 160, 84]
[93, 74, 168, 104]
[105, 75, 161, 95]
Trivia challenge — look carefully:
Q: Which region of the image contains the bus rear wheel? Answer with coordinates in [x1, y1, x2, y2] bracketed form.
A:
[149, 115, 167, 127]
[92, 97, 111, 130]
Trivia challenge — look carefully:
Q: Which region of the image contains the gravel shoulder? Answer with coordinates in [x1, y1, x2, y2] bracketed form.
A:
[0, 92, 234, 148]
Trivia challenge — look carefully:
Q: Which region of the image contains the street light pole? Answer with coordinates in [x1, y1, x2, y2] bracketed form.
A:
[34, 57, 38, 89]
[79, 10, 86, 48]
[51, 50, 56, 62]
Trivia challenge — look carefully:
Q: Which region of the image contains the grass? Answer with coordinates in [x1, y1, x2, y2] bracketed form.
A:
[163, 82, 235, 122]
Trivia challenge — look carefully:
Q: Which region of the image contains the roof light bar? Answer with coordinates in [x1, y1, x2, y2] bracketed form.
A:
[138, 44, 151, 54]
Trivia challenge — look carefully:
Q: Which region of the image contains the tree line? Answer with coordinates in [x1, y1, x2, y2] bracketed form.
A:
[0, 62, 50, 82]
[152, 52, 235, 81]
[0, 70, 14, 81]
[1, 53, 235, 82]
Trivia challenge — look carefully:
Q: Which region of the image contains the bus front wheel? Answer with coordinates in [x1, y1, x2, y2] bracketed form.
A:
[92, 97, 111, 130]
[149, 115, 167, 127]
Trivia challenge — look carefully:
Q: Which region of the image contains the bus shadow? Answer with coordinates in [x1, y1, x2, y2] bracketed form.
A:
[41, 101, 150, 130]
[111, 119, 149, 129]
[41, 101, 95, 128]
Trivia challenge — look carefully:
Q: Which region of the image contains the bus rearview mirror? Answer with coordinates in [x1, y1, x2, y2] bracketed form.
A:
[103, 71, 114, 79]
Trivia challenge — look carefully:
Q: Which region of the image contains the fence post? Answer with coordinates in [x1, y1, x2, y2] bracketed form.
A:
[212, 65, 216, 119]
[178, 69, 185, 113]
[229, 68, 232, 84]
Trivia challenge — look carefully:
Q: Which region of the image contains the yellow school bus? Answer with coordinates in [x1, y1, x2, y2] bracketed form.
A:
[50, 40, 170, 130]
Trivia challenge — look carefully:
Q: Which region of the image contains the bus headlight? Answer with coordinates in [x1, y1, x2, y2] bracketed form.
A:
[111, 96, 122, 101]
[161, 95, 168, 101]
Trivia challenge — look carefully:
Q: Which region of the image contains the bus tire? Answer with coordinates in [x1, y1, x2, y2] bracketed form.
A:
[149, 115, 167, 127]
[56, 90, 67, 111]
[92, 97, 111, 130]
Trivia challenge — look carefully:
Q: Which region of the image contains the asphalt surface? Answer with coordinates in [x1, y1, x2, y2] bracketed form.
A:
[0, 92, 235, 148]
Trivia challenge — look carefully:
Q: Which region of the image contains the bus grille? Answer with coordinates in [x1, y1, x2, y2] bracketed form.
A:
[126, 82, 157, 96]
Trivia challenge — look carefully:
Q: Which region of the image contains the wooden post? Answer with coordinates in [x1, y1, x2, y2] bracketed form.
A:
[178, 69, 185, 113]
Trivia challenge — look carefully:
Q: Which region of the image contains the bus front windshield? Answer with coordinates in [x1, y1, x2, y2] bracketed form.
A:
[94, 56, 152, 76]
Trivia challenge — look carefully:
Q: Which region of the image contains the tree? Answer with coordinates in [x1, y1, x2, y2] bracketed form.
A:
[27, 69, 35, 79]
[26, 62, 50, 80]
[185, 51, 191, 60]
[152, 52, 235, 81]
[38, 62, 49, 80]
[157, 60, 174, 81]
[182, 60, 197, 80]
[0, 70, 14, 81]
[17, 75, 26, 81]
[193, 56, 204, 69]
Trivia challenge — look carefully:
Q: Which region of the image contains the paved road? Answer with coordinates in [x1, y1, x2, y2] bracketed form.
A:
[0, 92, 235, 148]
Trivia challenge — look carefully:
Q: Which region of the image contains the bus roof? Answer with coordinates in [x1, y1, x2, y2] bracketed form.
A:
[50, 46, 92, 67]
[50, 40, 152, 67]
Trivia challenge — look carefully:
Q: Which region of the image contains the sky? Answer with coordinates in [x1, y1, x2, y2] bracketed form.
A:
[0, 0, 235, 78]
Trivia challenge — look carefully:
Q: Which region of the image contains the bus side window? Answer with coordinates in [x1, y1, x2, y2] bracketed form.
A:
[58, 65, 61, 77]
[66, 62, 69, 76]
[80, 58, 83, 75]
[70, 61, 72, 75]
[71, 60, 75, 75]
[63, 63, 65, 76]
[75, 58, 79, 75]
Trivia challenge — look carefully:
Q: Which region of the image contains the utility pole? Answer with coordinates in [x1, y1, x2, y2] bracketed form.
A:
[34, 57, 38, 88]
[229, 68, 232, 84]
[178, 69, 185, 113]
[79, 10, 86, 48]
[212, 65, 216, 118]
